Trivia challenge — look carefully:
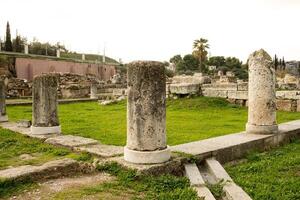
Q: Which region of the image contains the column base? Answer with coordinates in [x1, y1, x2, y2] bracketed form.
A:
[246, 123, 278, 134]
[124, 146, 171, 164]
[31, 125, 61, 135]
[0, 115, 8, 122]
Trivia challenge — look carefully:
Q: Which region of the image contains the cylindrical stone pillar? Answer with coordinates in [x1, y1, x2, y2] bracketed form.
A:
[246, 49, 278, 134]
[0, 80, 8, 122]
[90, 83, 98, 99]
[31, 74, 61, 135]
[124, 61, 170, 164]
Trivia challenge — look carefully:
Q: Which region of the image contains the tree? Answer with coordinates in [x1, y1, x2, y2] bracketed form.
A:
[169, 54, 182, 65]
[183, 54, 199, 71]
[207, 56, 225, 67]
[5, 22, 13, 51]
[225, 57, 242, 69]
[192, 38, 209, 71]
[274, 54, 278, 70]
[282, 57, 286, 70]
[13, 35, 23, 52]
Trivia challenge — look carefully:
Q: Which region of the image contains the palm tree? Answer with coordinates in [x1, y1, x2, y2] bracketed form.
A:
[192, 38, 209, 71]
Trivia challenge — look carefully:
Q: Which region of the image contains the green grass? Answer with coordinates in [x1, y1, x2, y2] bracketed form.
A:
[0, 128, 95, 198]
[7, 97, 300, 146]
[0, 128, 91, 170]
[225, 140, 300, 200]
[52, 162, 199, 200]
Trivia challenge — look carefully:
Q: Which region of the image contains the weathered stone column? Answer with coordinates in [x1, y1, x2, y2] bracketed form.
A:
[124, 61, 170, 164]
[0, 80, 8, 122]
[31, 74, 61, 135]
[90, 83, 97, 99]
[246, 49, 278, 134]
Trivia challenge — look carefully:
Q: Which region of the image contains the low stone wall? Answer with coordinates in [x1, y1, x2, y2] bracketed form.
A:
[202, 82, 300, 112]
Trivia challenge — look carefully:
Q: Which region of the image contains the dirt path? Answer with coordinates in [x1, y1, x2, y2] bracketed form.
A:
[8, 173, 114, 200]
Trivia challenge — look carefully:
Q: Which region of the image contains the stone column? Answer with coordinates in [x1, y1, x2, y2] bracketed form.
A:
[31, 74, 61, 135]
[124, 61, 170, 164]
[90, 83, 97, 99]
[246, 49, 278, 134]
[24, 44, 29, 54]
[0, 80, 8, 122]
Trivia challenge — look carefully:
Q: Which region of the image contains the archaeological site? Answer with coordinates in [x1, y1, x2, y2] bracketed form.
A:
[0, 1, 299, 200]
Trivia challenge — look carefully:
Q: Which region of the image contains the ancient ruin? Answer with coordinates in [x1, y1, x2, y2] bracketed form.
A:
[31, 74, 61, 135]
[246, 49, 278, 134]
[124, 61, 170, 164]
[0, 79, 8, 122]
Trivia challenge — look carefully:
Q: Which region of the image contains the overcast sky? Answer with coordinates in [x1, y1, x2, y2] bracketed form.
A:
[0, 0, 299, 63]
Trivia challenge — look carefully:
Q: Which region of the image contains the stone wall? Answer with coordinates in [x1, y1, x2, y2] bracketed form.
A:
[202, 82, 300, 112]
[15, 57, 116, 81]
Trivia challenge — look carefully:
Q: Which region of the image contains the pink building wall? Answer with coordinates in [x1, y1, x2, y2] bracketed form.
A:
[15, 57, 116, 81]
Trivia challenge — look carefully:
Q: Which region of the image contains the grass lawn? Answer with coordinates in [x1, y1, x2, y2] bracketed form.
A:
[52, 162, 198, 200]
[225, 140, 300, 200]
[0, 128, 89, 170]
[7, 97, 300, 146]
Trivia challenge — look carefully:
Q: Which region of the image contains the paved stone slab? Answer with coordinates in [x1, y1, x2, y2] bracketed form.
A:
[171, 120, 300, 161]
[205, 158, 232, 182]
[184, 163, 205, 186]
[104, 156, 182, 176]
[223, 182, 252, 200]
[0, 158, 80, 181]
[76, 144, 123, 157]
[194, 186, 216, 200]
[171, 131, 268, 155]
[45, 135, 99, 148]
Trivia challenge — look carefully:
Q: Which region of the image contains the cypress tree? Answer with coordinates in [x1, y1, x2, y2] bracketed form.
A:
[5, 22, 13, 51]
[14, 35, 22, 52]
[274, 54, 278, 70]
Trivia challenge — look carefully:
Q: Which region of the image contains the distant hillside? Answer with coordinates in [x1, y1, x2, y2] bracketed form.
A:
[61, 52, 119, 64]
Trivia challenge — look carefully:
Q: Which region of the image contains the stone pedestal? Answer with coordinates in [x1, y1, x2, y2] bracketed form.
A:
[246, 49, 278, 134]
[31, 74, 61, 135]
[90, 84, 97, 99]
[0, 80, 8, 122]
[124, 61, 170, 164]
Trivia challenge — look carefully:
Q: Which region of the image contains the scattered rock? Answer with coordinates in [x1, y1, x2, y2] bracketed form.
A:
[19, 154, 34, 160]
[17, 120, 32, 128]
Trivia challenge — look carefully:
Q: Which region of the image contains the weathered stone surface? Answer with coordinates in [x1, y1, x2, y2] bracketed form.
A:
[276, 90, 300, 100]
[276, 99, 293, 111]
[0, 79, 8, 121]
[223, 182, 252, 200]
[171, 74, 211, 85]
[169, 83, 200, 95]
[45, 135, 99, 148]
[76, 144, 123, 157]
[184, 163, 205, 186]
[246, 49, 278, 134]
[125, 61, 170, 164]
[204, 83, 237, 91]
[90, 83, 98, 99]
[32, 74, 59, 127]
[237, 82, 248, 91]
[205, 158, 232, 182]
[0, 158, 81, 181]
[112, 88, 127, 96]
[17, 120, 32, 128]
[227, 91, 248, 100]
[194, 186, 216, 200]
[126, 61, 167, 151]
[202, 89, 228, 98]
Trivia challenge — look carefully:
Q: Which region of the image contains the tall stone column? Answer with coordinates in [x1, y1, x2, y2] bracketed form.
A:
[124, 61, 170, 164]
[31, 74, 61, 135]
[0, 80, 8, 122]
[246, 49, 278, 134]
[90, 83, 97, 99]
